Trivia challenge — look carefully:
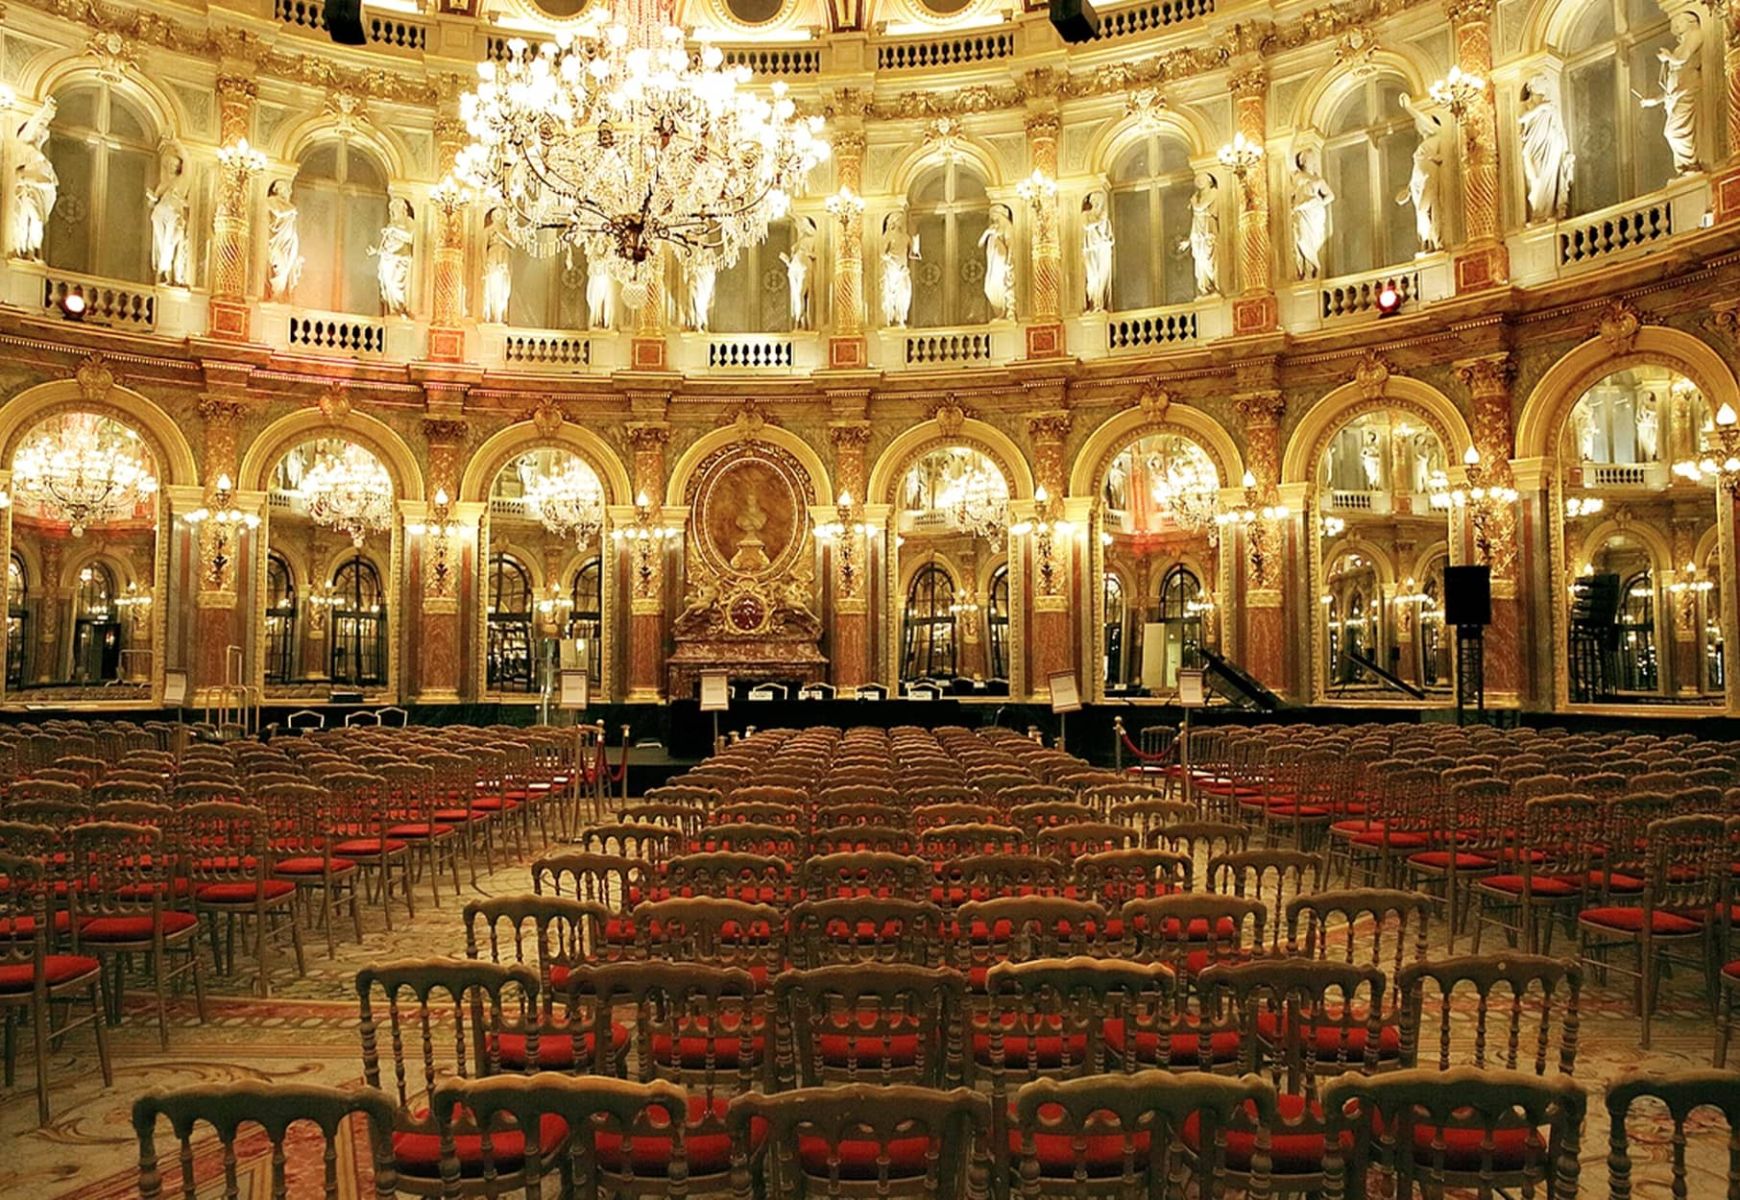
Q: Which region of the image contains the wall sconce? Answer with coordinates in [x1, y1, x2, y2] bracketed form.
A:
[182, 473, 259, 586]
[408, 487, 460, 598]
[1446, 447, 1518, 564]
[1675, 403, 1740, 493]
[816, 489, 874, 600]
[1015, 169, 1058, 212]
[1428, 66, 1487, 123]
[1216, 470, 1288, 583]
[825, 187, 865, 225]
[1012, 485, 1074, 596]
[610, 490, 673, 601]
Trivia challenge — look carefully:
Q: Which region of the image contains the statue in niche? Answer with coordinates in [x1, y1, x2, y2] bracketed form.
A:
[1289, 148, 1335, 280]
[1572, 404, 1598, 461]
[8, 98, 58, 261]
[480, 209, 511, 324]
[586, 267, 615, 330]
[1081, 189, 1115, 313]
[1396, 95, 1447, 252]
[1359, 429, 1384, 489]
[1411, 432, 1439, 492]
[1637, 391, 1661, 461]
[731, 490, 771, 572]
[1180, 173, 1219, 296]
[979, 203, 1015, 321]
[1641, 10, 1703, 176]
[1519, 74, 1573, 222]
[265, 179, 303, 301]
[148, 140, 192, 287]
[370, 196, 415, 317]
[879, 209, 918, 327]
[780, 216, 817, 329]
[687, 261, 716, 331]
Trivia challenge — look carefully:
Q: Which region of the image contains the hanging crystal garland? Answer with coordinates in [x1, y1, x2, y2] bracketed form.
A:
[10, 412, 158, 537]
[297, 442, 395, 548]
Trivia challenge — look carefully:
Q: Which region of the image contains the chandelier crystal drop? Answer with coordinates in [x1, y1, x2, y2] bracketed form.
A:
[298, 443, 395, 548]
[521, 455, 606, 545]
[11, 412, 158, 537]
[455, 0, 830, 306]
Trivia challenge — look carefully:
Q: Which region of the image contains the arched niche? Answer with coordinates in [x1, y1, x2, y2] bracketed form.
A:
[460, 421, 633, 507]
[666, 424, 832, 509]
[240, 408, 424, 501]
[1571, 523, 1671, 700]
[868, 416, 1033, 505]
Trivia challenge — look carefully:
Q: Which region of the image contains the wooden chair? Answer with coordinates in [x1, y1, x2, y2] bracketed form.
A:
[530, 851, 638, 910]
[1120, 895, 1267, 987]
[257, 781, 363, 958]
[133, 1080, 401, 1200]
[953, 898, 1110, 994]
[176, 800, 307, 996]
[1072, 848, 1192, 910]
[379, 762, 463, 907]
[1606, 1068, 1740, 1200]
[1008, 801, 1097, 837]
[1012, 1070, 1277, 1197]
[1321, 1067, 1584, 1200]
[788, 897, 945, 968]
[1472, 794, 1600, 956]
[727, 1083, 992, 1199]
[774, 963, 968, 1088]
[1104, 798, 1196, 841]
[572, 822, 681, 863]
[813, 825, 919, 856]
[1397, 954, 1580, 1076]
[323, 771, 417, 931]
[1402, 777, 1511, 951]
[913, 802, 1001, 830]
[812, 801, 908, 830]
[716, 800, 808, 830]
[920, 824, 1027, 863]
[932, 854, 1068, 908]
[664, 851, 800, 905]
[1286, 887, 1432, 992]
[1209, 850, 1326, 953]
[800, 851, 930, 901]
[464, 894, 618, 1069]
[631, 897, 786, 987]
[354, 958, 545, 1195]
[1033, 822, 1141, 860]
[1147, 820, 1249, 867]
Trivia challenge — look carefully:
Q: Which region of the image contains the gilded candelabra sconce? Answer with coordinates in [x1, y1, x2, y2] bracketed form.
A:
[1216, 134, 1264, 203]
[816, 490, 872, 600]
[1011, 485, 1075, 597]
[1446, 447, 1518, 565]
[1428, 65, 1487, 122]
[408, 487, 460, 599]
[1675, 403, 1740, 494]
[182, 473, 260, 588]
[611, 490, 672, 601]
[1216, 471, 1289, 584]
[825, 187, 865, 225]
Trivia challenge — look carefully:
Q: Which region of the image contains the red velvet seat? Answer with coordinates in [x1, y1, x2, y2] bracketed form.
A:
[1379, 1113, 1536, 1172]
[331, 838, 408, 856]
[648, 1013, 767, 1069]
[487, 1022, 628, 1069]
[1477, 874, 1578, 897]
[0, 954, 100, 992]
[1253, 1010, 1401, 1057]
[0, 911, 72, 937]
[194, 880, 298, 903]
[1408, 850, 1495, 870]
[817, 1027, 923, 1067]
[970, 1013, 1087, 1068]
[272, 856, 357, 876]
[1350, 831, 1431, 849]
[595, 1095, 764, 1176]
[1182, 1093, 1341, 1174]
[1578, 906, 1703, 935]
[385, 823, 456, 839]
[78, 911, 199, 941]
[1101, 1017, 1241, 1066]
[1011, 1102, 1153, 1177]
[392, 1109, 568, 1178]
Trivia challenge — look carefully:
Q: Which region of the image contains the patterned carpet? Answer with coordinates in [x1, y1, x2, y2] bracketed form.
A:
[0, 825, 1728, 1198]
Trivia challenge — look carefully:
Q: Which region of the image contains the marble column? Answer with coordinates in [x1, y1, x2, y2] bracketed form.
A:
[1235, 391, 1288, 693]
[829, 129, 868, 370]
[193, 397, 250, 697]
[416, 418, 467, 701]
[1023, 108, 1065, 359]
[208, 77, 259, 340]
[1027, 411, 1076, 695]
[1670, 518, 1702, 697]
[1715, 0, 1740, 222]
[626, 422, 670, 701]
[1447, 0, 1510, 291]
[33, 534, 62, 684]
[829, 420, 872, 687]
[1230, 65, 1278, 335]
[1459, 353, 1522, 701]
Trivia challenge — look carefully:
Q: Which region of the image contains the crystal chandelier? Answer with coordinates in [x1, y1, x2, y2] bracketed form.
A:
[11, 413, 158, 537]
[521, 455, 605, 545]
[298, 443, 395, 547]
[454, 0, 830, 307]
[1145, 450, 1219, 534]
[938, 459, 1009, 547]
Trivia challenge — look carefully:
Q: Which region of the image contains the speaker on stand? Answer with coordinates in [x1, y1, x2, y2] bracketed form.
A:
[1443, 564, 1491, 725]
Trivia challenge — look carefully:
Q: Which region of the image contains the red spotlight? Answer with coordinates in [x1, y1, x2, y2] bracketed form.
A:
[1375, 283, 1403, 317]
[57, 290, 88, 320]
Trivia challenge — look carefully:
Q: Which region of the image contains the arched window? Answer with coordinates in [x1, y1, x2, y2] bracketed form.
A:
[1155, 565, 1202, 689]
[987, 565, 1010, 681]
[903, 563, 958, 680]
[72, 563, 120, 683]
[265, 553, 297, 684]
[6, 555, 26, 690]
[506, 241, 591, 329]
[1108, 133, 1198, 310]
[1702, 547, 1725, 693]
[330, 556, 385, 687]
[908, 163, 991, 328]
[570, 558, 603, 685]
[712, 218, 795, 333]
[44, 83, 157, 283]
[1103, 572, 1127, 686]
[1618, 567, 1658, 693]
[1562, 0, 1676, 214]
[487, 553, 534, 694]
[292, 142, 390, 314]
[1321, 76, 1419, 276]
[1417, 557, 1449, 690]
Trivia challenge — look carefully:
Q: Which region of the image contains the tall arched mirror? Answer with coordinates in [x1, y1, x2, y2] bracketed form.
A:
[480, 448, 608, 699]
[894, 446, 1009, 691]
[1099, 432, 1220, 695]
[1315, 409, 1449, 701]
[264, 437, 395, 695]
[1561, 364, 1717, 705]
[6, 410, 159, 696]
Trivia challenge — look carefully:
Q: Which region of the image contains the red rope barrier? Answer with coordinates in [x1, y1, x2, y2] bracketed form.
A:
[606, 737, 629, 784]
[1119, 727, 1178, 763]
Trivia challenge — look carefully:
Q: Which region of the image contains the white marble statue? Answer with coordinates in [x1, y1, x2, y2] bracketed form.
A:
[1081, 190, 1115, 313]
[1641, 10, 1704, 177]
[1519, 74, 1573, 222]
[879, 209, 918, 328]
[148, 140, 192, 287]
[1289, 149, 1335, 280]
[1359, 430, 1383, 489]
[979, 203, 1015, 321]
[8, 98, 58, 261]
[480, 210, 512, 324]
[586, 267, 615, 330]
[369, 196, 415, 317]
[1638, 391, 1661, 462]
[264, 179, 303, 302]
[780, 216, 817, 329]
[687, 261, 717, 331]
[1396, 95, 1447, 252]
[1179, 173, 1220, 297]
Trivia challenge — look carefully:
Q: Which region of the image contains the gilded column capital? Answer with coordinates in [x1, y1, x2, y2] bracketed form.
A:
[423, 417, 469, 446]
[1233, 390, 1286, 426]
[626, 421, 673, 450]
[1445, 0, 1494, 26]
[215, 76, 257, 145]
[1455, 352, 1515, 395]
[1026, 411, 1072, 446]
[1229, 64, 1268, 99]
[1023, 109, 1062, 142]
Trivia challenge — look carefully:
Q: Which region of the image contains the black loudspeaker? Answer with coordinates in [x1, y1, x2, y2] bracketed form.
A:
[1443, 564, 1492, 628]
[1049, 0, 1100, 42]
[1572, 572, 1623, 628]
[326, 0, 367, 46]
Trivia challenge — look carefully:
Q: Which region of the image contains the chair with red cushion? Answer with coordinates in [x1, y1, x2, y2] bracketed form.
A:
[1034, 822, 1141, 861]
[913, 802, 1002, 832]
[1286, 887, 1432, 1006]
[1397, 954, 1581, 1079]
[813, 825, 920, 857]
[1145, 822, 1250, 882]
[572, 821, 681, 864]
[134, 1079, 401, 1200]
[801, 851, 930, 903]
[1073, 848, 1192, 911]
[1578, 813, 1725, 1049]
[642, 782, 723, 815]
[1120, 894, 1266, 988]
[430, 1071, 688, 1199]
[1473, 794, 1601, 956]
[378, 762, 462, 908]
[0, 851, 110, 1125]
[1015, 1068, 1277, 1194]
[1208, 849, 1326, 955]
[729, 1082, 991, 1199]
[953, 898, 1110, 995]
[260, 781, 363, 957]
[464, 894, 619, 1070]
[812, 801, 908, 832]
[1260, 745, 1341, 856]
[322, 770, 416, 931]
[424, 750, 492, 884]
[1606, 1069, 1740, 1200]
[1322, 1066, 1584, 1198]
[176, 801, 306, 996]
[1102, 798, 1195, 843]
[715, 800, 809, 831]
[664, 850, 798, 906]
[633, 897, 786, 988]
[1404, 777, 1511, 952]
[788, 897, 945, 970]
[356, 958, 544, 1194]
[1008, 800, 1097, 839]
[70, 820, 206, 1050]
[921, 825, 1029, 868]
[530, 851, 640, 915]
